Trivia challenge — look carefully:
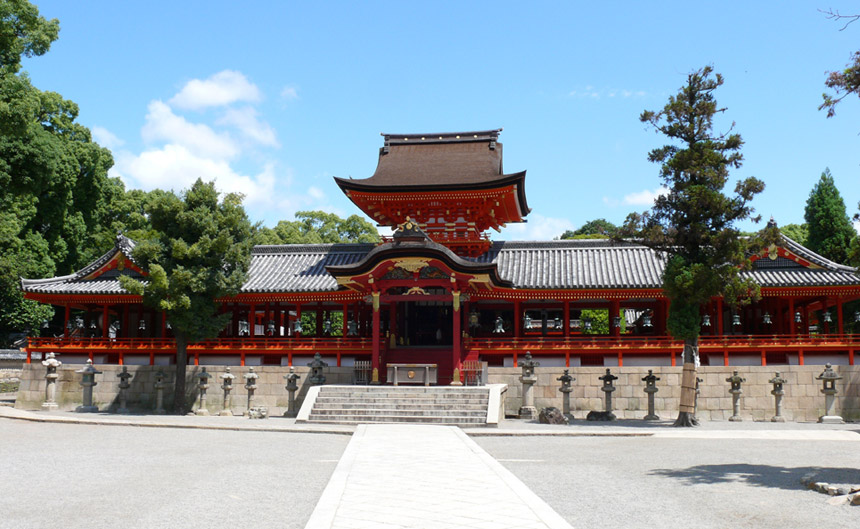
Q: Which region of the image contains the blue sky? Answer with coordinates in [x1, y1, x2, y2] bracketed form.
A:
[22, 1, 860, 240]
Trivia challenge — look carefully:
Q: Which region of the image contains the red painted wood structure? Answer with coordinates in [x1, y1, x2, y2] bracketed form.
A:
[21, 130, 860, 382]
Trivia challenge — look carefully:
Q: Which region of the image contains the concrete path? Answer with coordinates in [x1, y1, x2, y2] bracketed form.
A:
[305, 424, 573, 529]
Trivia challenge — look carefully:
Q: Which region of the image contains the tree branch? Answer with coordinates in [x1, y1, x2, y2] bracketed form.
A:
[819, 8, 860, 31]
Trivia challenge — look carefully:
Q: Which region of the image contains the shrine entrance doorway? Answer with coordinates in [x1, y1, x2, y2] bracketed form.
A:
[398, 300, 453, 347]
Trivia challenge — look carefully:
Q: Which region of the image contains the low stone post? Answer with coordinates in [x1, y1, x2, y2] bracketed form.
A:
[557, 369, 574, 418]
[816, 363, 844, 424]
[308, 353, 328, 385]
[243, 367, 259, 416]
[41, 352, 61, 410]
[153, 369, 167, 415]
[599, 368, 618, 420]
[518, 352, 539, 420]
[284, 367, 300, 418]
[75, 359, 102, 413]
[768, 372, 787, 423]
[116, 366, 133, 414]
[219, 367, 235, 416]
[195, 367, 212, 416]
[642, 369, 660, 421]
[726, 370, 745, 422]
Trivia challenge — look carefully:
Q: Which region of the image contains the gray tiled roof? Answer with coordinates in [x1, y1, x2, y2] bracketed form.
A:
[21, 236, 860, 296]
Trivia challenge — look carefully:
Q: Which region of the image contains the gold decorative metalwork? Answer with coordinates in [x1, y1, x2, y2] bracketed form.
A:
[407, 370, 415, 379]
[393, 258, 431, 273]
[406, 286, 428, 295]
[452, 290, 460, 312]
[372, 291, 380, 311]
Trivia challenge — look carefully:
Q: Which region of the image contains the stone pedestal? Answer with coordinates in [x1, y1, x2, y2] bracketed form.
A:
[75, 360, 102, 413]
[116, 366, 133, 414]
[518, 352, 540, 420]
[41, 353, 61, 411]
[220, 367, 235, 416]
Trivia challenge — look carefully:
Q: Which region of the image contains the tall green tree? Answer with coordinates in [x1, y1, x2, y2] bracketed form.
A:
[780, 223, 808, 246]
[620, 66, 772, 427]
[803, 168, 856, 263]
[253, 210, 380, 245]
[120, 180, 253, 414]
[1, 0, 118, 345]
[559, 218, 618, 240]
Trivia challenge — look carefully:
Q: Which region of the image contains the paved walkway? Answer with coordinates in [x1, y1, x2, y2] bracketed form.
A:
[305, 424, 573, 529]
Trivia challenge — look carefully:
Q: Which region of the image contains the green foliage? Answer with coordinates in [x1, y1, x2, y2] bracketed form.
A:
[0, 1, 119, 345]
[0, 0, 59, 74]
[780, 223, 808, 246]
[803, 168, 856, 264]
[559, 219, 617, 240]
[300, 310, 344, 336]
[253, 210, 380, 245]
[820, 50, 860, 119]
[620, 66, 771, 343]
[580, 308, 626, 335]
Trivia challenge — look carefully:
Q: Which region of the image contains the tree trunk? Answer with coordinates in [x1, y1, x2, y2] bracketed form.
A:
[673, 337, 700, 427]
[174, 333, 188, 415]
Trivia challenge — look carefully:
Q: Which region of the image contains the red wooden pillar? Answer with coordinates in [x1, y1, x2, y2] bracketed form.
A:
[452, 291, 462, 385]
[64, 305, 70, 338]
[514, 300, 522, 338]
[798, 348, 805, 366]
[371, 292, 380, 383]
[149, 349, 154, 366]
[716, 298, 724, 337]
[102, 305, 109, 338]
[610, 299, 620, 338]
[249, 303, 256, 337]
[849, 349, 854, 366]
[194, 351, 199, 366]
[563, 301, 570, 338]
[760, 350, 767, 366]
[788, 298, 796, 337]
[837, 297, 844, 336]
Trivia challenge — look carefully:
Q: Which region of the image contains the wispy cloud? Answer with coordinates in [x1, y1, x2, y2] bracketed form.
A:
[603, 187, 668, 208]
[169, 70, 262, 110]
[499, 214, 575, 241]
[141, 100, 239, 159]
[216, 106, 279, 147]
[280, 85, 299, 100]
[91, 126, 124, 150]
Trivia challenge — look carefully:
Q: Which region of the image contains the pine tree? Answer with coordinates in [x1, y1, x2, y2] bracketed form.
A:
[804, 169, 856, 264]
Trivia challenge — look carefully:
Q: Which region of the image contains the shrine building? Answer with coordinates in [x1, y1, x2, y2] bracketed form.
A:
[21, 129, 860, 384]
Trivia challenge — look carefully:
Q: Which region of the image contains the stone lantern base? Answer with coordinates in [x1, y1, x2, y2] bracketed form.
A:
[518, 406, 537, 420]
[818, 414, 844, 424]
[75, 404, 99, 413]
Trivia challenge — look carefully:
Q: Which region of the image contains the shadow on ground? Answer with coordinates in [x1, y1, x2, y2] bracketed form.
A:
[650, 464, 860, 490]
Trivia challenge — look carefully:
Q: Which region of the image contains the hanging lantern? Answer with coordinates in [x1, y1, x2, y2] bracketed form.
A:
[583, 318, 592, 331]
[165, 320, 171, 330]
[794, 311, 802, 323]
[612, 316, 621, 328]
[293, 319, 303, 334]
[523, 313, 532, 330]
[642, 315, 653, 328]
[346, 319, 358, 336]
[66, 320, 74, 331]
[855, 311, 860, 323]
[493, 316, 505, 334]
[702, 314, 712, 327]
[89, 320, 97, 330]
[138, 319, 146, 330]
[267, 320, 275, 335]
[238, 320, 249, 336]
[732, 314, 741, 327]
[762, 312, 772, 325]
[76, 316, 85, 329]
[324, 318, 332, 335]
[823, 311, 832, 323]
[553, 317, 561, 330]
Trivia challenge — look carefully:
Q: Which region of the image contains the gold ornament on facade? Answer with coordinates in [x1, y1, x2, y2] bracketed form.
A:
[394, 258, 431, 273]
[406, 286, 428, 295]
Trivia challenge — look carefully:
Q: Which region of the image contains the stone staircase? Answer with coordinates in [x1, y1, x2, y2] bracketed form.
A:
[298, 385, 497, 426]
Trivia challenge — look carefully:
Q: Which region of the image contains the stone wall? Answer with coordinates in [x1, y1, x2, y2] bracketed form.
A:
[14, 364, 356, 416]
[489, 365, 860, 421]
[14, 363, 860, 421]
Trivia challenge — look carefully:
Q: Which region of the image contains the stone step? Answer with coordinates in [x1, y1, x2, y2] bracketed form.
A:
[318, 387, 489, 394]
[306, 414, 488, 425]
[313, 396, 488, 405]
[312, 401, 488, 410]
[311, 408, 487, 417]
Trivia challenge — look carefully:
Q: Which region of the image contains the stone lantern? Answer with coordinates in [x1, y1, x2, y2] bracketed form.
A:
[284, 367, 301, 417]
[816, 363, 844, 424]
[219, 367, 235, 416]
[768, 372, 787, 422]
[116, 366, 133, 414]
[307, 353, 328, 385]
[153, 369, 167, 414]
[599, 368, 618, 420]
[195, 367, 212, 416]
[75, 359, 102, 413]
[518, 351, 539, 420]
[642, 369, 660, 421]
[243, 367, 259, 415]
[557, 369, 574, 418]
[41, 352, 62, 410]
[726, 370, 745, 422]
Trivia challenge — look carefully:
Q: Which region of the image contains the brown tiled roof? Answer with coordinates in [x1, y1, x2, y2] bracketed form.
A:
[334, 129, 526, 191]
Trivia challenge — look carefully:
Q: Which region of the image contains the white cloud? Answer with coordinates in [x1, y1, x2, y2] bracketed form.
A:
[141, 101, 238, 160]
[169, 70, 261, 110]
[91, 126, 124, 150]
[499, 214, 575, 241]
[308, 186, 325, 200]
[216, 106, 279, 147]
[621, 187, 669, 206]
[280, 85, 298, 100]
